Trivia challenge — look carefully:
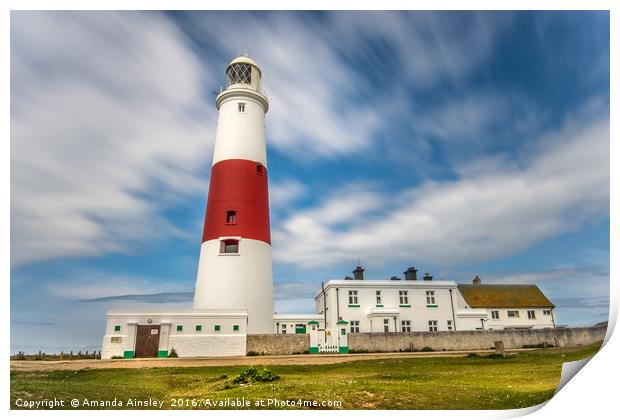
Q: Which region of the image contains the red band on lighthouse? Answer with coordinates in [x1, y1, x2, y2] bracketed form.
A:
[202, 159, 271, 245]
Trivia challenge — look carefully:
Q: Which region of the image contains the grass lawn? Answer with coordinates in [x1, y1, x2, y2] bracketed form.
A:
[11, 342, 601, 410]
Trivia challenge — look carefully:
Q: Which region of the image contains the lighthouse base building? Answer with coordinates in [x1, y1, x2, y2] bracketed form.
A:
[101, 55, 556, 359]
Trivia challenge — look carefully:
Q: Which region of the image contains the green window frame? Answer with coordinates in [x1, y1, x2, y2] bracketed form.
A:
[114, 325, 121, 332]
[195, 325, 202, 332]
[214, 325, 221, 332]
[233, 324, 239, 331]
[176, 325, 183, 332]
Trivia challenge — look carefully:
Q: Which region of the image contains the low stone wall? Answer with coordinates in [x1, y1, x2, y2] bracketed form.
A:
[246, 334, 310, 355]
[348, 326, 606, 352]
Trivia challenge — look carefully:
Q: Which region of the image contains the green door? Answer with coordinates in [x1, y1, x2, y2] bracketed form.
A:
[295, 324, 306, 334]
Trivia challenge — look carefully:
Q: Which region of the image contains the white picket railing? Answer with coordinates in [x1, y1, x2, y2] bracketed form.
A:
[317, 344, 339, 353]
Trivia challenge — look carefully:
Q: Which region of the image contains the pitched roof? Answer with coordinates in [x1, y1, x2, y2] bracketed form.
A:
[457, 284, 554, 308]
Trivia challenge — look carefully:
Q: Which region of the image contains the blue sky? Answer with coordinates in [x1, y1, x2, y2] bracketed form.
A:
[11, 11, 609, 352]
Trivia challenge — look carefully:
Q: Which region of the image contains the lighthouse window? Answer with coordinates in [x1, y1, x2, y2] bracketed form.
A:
[227, 63, 252, 85]
[238, 102, 245, 112]
[220, 239, 239, 254]
[256, 163, 264, 174]
[226, 211, 237, 224]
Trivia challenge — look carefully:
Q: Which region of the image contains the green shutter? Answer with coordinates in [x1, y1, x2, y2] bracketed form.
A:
[195, 325, 202, 332]
[114, 325, 121, 332]
[233, 325, 239, 331]
[176, 325, 183, 332]
[215, 325, 221, 331]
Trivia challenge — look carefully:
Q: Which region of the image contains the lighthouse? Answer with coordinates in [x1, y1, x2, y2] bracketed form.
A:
[192, 55, 274, 334]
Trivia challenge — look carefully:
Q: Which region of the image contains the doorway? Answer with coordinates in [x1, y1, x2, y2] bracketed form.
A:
[135, 325, 161, 358]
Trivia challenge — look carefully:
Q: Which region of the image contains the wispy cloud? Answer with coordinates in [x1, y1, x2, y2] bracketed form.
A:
[272, 104, 609, 268]
[11, 11, 213, 267]
[12, 320, 55, 326]
[48, 272, 189, 301]
[81, 292, 194, 303]
[553, 296, 609, 309]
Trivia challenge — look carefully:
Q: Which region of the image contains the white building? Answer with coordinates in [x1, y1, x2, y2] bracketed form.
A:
[272, 268, 556, 352]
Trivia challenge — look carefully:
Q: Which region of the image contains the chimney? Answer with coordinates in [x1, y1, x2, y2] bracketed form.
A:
[423, 272, 433, 281]
[352, 265, 365, 280]
[390, 276, 401, 281]
[403, 267, 418, 280]
[473, 275, 481, 286]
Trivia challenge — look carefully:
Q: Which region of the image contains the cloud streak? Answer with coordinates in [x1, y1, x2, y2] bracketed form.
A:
[11, 11, 214, 267]
[272, 106, 609, 268]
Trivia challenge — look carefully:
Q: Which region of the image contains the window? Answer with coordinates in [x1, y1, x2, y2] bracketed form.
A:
[527, 310, 536, 320]
[114, 325, 121, 332]
[447, 320, 453, 331]
[401, 320, 411, 332]
[507, 310, 520, 318]
[281, 324, 287, 334]
[383, 319, 389, 333]
[111, 337, 122, 344]
[428, 320, 438, 332]
[227, 63, 252, 85]
[491, 310, 500, 320]
[350, 321, 360, 333]
[238, 102, 245, 112]
[233, 325, 239, 331]
[176, 325, 183, 332]
[341, 328, 346, 336]
[256, 163, 264, 174]
[214, 325, 221, 332]
[543, 309, 552, 316]
[195, 325, 202, 332]
[426, 291, 436, 305]
[376, 290, 382, 305]
[348, 290, 358, 305]
[399, 290, 409, 305]
[220, 239, 239, 254]
[226, 210, 237, 224]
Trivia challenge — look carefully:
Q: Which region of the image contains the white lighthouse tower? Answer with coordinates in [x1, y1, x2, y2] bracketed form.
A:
[193, 55, 274, 334]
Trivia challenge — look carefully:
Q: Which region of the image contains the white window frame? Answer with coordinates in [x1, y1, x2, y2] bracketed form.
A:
[428, 320, 438, 332]
[491, 310, 500, 320]
[350, 321, 360, 333]
[376, 290, 382, 305]
[543, 309, 552, 316]
[527, 310, 536, 320]
[348, 290, 358, 305]
[426, 291, 436, 305]
[507, 310, 520, 318]
[383, 319, 389, 333]
[281, 324, 287, 334]
[399, 290, 409, 305]
[401, 320, 411, 332]
[447, 320, 453, 331]
[238, 102, 246, 112]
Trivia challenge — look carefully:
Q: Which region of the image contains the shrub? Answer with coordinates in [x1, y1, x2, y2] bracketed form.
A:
[466, 353, 480, 358]
[168, 348, 178, 358]
[246, 351, 260, 356]
[232, 368, 280, 385]
[421, 347, 434, 352]
[111, 356, 124, 359]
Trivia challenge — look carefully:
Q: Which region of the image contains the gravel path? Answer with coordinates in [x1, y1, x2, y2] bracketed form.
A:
[10, 348, 536, 371]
